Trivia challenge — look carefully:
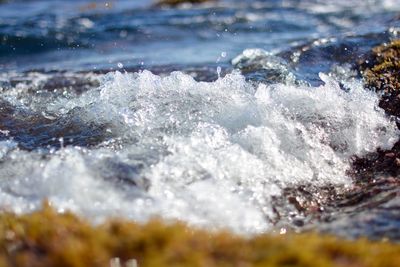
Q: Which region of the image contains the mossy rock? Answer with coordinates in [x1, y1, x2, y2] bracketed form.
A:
[1, 205, 400, 267]
[359, 40, 400, 118]
[154, 0, 216, 7]
[362, 40, 400, 93]
[352, 40, 400, 179]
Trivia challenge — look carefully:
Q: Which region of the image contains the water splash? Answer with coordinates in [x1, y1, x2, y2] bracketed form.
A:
[0, 70, 397, 234]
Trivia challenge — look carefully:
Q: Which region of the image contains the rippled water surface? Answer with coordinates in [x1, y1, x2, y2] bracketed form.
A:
[1, 0, 400, 239]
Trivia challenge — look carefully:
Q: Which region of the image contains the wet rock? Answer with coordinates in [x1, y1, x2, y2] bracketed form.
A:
[271, 184, 346, 229]
[312, 40, 400, 240]
[350, 144, 400, 182]
[0, 99, 112, 151]
[351, 40, 400, 181]
[360, 40, 400, 118]
[232, 48, 303, 85]
[273, 40, 400, 238]
[361, 40, 400, 94]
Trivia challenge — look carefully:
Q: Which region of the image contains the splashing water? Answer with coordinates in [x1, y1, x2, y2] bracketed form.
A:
[0, 70, 397, 234]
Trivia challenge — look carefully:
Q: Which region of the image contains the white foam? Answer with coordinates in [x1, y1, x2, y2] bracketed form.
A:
[0, 70, 397, 234]
[293, 0, 400, 14]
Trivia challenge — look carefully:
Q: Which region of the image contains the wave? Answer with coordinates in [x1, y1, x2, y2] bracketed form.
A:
[0, 70, 397, 233]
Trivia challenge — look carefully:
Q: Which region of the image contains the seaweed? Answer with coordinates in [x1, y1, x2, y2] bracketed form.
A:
[1, 205, 400, 267]
[341, 40, 400, 221]
[362, 40, 400, 95]
[351, 40, 400, 179]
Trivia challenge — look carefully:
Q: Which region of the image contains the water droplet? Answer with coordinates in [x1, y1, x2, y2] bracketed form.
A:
[58, 137, 64, 148]
[117, 62, 124, 69]
[217, 66, 221, 78]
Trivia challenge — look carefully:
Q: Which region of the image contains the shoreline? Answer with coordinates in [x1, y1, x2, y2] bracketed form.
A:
[1, 40, 400, 267]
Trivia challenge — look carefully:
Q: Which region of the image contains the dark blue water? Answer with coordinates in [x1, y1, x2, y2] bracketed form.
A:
[1, 0, 399, 73]
[1, 0, 400, 240]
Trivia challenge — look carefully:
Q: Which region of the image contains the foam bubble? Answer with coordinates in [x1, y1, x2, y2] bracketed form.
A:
[0, 70, 397, 234]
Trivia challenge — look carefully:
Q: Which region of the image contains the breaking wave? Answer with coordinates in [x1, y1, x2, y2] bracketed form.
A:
[0, 70, 397, 233]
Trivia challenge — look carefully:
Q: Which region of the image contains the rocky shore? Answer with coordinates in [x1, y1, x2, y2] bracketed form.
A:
[1, 40, 400, 267]
[352, 40, 400, 180]
[269, 40, 400, 239]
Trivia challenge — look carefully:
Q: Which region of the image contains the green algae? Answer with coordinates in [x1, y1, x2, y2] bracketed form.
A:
[1, 205, 400, 267]
[362, 40, 400, 93]
[358, 40, 400, 118]
[351, 40, 400, 179]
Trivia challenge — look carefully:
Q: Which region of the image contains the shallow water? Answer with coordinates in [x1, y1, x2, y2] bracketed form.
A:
[1, 0, 400, 239]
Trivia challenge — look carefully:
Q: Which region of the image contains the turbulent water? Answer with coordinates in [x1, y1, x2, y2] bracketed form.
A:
[1, 0, 400, 237]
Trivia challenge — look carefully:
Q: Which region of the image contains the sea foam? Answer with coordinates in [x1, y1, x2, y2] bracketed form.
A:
[0, 70, 397, 233]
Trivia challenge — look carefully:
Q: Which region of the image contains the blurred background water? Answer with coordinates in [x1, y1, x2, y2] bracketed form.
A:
[0, 0, 399, 75]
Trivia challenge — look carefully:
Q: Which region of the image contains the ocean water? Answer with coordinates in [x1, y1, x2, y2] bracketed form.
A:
[1, 0, 400, 238]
